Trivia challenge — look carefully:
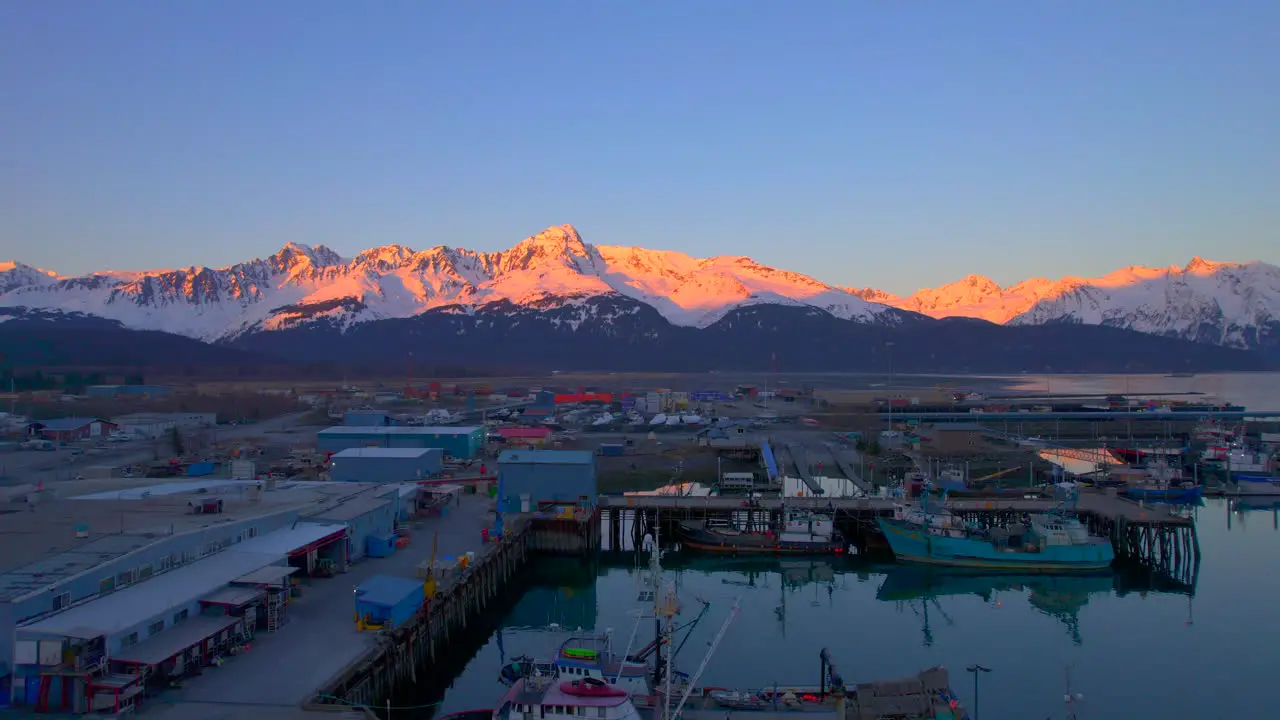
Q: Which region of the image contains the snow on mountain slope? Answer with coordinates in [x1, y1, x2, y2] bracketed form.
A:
[1008, 258, 1280, 349]
[596, 246, 893, 326]
[850, 258, 1279, 351]
[0, 225, 899, 340]
[852, 274, 1069, 325]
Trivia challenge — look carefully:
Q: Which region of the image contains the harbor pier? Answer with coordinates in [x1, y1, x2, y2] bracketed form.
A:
[600, 491, 1200, 588]
[304, 507, 600, 714]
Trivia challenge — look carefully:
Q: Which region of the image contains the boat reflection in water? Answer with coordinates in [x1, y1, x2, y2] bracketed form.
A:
[876, 566, 1112, 646]
[875, 564, 1194, 646]
[1228, 497, 1280, 531]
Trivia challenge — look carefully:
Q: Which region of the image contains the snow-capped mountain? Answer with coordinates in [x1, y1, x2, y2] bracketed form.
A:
[0, 225, 903, 341]
[852, 258, 1280, 352]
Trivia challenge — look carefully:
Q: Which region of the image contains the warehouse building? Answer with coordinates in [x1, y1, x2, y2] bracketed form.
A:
[923, 423, 987, 454]
[311, 491, 400, 562]
[36, 417, 117, 442]
[496, 426, 551, 447]
[111, 412, 216, 439]
[317, 426, 485, 458]
[496, 449, 596, 514]
[329, 447, 444, 483]
[0, 479, 405, 707]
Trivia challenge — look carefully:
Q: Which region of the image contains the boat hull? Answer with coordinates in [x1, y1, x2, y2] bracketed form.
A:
[1121, 486, 1203, 502]
[679, 522, 844, 555]
[876, 518, 1114, 572]
[1233, 476, 1280, 496]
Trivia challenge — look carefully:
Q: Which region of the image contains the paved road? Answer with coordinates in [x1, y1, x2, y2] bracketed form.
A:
[0, 412, 317, 491]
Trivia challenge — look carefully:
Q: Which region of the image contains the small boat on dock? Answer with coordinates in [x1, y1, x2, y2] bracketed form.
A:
[878, 504, 1114, 572]
[679, 511, 844, 555]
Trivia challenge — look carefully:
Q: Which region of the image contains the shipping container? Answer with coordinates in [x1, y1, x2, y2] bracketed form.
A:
[355, 575, 423, 629]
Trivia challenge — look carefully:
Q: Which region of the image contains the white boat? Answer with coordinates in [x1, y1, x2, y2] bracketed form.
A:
[491, 673, 642, 720]
[1234, 476, 1280, 496]
[1220, 448, 1275, 474]
[650, 414, 668, 426]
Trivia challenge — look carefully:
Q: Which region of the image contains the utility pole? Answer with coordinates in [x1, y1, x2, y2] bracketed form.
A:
[966, 664, 991, 719]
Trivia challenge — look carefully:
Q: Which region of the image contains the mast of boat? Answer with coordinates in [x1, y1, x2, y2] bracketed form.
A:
[671, 597, 742, 720]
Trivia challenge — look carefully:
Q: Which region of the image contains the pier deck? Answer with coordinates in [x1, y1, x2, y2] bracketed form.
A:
[143, 494, 497, 720]
[600, 490, 1193, 526]
[826, 443, 873, 495]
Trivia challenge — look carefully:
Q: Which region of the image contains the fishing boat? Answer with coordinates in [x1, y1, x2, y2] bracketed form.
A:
[561, 678, 629, 698]
[679, 510, 844, 555]
[498, 634, 652, 696]
[1120, 484, 1203, 502]
[1233, 475, 1280, 496]
[877, 502, 1114, 572]
[493, 672, 643, 720]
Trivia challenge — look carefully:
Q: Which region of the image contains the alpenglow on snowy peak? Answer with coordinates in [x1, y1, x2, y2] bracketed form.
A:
[849, 257, 1280, 351]
[0, 227, 1275, 353]
[0, 225, 900, 341]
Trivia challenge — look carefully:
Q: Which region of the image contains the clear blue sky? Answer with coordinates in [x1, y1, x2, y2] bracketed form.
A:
[2, 1, 1277, 295]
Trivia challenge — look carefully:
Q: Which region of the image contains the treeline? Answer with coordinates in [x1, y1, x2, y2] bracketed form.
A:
[17, 391, 303, 424]
[0, 369, 147, 393]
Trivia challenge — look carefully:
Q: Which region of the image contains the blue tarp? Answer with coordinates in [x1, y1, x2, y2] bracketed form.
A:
[186, 461, 215, 477]
[762, 442, 778, 480]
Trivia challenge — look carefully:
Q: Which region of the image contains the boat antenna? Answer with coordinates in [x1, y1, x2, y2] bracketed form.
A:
[614, 610, 645, 685]
[1063, 665, 1084, 719]
[671, 596, 742, 720]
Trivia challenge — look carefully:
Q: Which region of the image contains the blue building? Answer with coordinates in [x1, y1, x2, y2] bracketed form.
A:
[329, 447, 443, 483]
[312, 492, 400, 562]
[355, 575, 424, 629]
[343, 411, 397, 427]
[496, 450, 596, 514]
[317, 426, 485, 458]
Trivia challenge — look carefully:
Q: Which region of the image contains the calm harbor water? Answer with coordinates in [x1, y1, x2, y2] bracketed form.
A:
[407, 374, 1280, 720]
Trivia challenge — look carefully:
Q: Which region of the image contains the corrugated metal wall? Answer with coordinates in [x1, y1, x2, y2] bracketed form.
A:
[496, 460, 597, 513]
[330, 451, 443, 482]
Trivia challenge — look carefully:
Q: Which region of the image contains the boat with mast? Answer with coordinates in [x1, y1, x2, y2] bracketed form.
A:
[678, 504, 844, 555]
[877, 484, 1114, 572]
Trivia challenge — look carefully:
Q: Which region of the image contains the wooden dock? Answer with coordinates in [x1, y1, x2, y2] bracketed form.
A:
[601, 489, 1200, 588]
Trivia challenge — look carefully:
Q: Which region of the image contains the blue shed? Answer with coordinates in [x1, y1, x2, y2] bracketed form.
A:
[329, 447, 443, 483]
[496, 449, 596, 513]
[366, 533, 397, 558]
[186, 461, 216, 477]
[355, 575, 424, 629]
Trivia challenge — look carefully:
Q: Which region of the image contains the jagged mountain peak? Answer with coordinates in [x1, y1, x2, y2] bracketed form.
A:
[0, 224, 903, 340]
[268, 241, 344, 271]
[853, 256, 1277, 353]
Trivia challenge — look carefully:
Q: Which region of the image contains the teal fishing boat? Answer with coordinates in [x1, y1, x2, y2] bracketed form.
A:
[877, 509, 1114, 572]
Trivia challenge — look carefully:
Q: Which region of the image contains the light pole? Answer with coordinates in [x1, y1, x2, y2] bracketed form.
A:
[966, 664, 991, 719]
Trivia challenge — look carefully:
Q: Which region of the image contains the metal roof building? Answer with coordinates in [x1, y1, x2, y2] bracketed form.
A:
[496, 450, 596, 514]
[317, 426, 485, 458]
[329, 447, 444, 483]
[18, 549, 282, 639]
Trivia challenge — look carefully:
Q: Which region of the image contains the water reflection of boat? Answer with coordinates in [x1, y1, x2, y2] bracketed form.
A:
[877, 565, 1114, 645]
[1231, 496, 1280, 512]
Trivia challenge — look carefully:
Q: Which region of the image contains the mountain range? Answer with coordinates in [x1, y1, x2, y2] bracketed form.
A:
[1, 225, 1276, 372]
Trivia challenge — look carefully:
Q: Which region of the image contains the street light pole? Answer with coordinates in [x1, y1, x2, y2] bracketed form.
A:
[966, 664, 992, 719]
